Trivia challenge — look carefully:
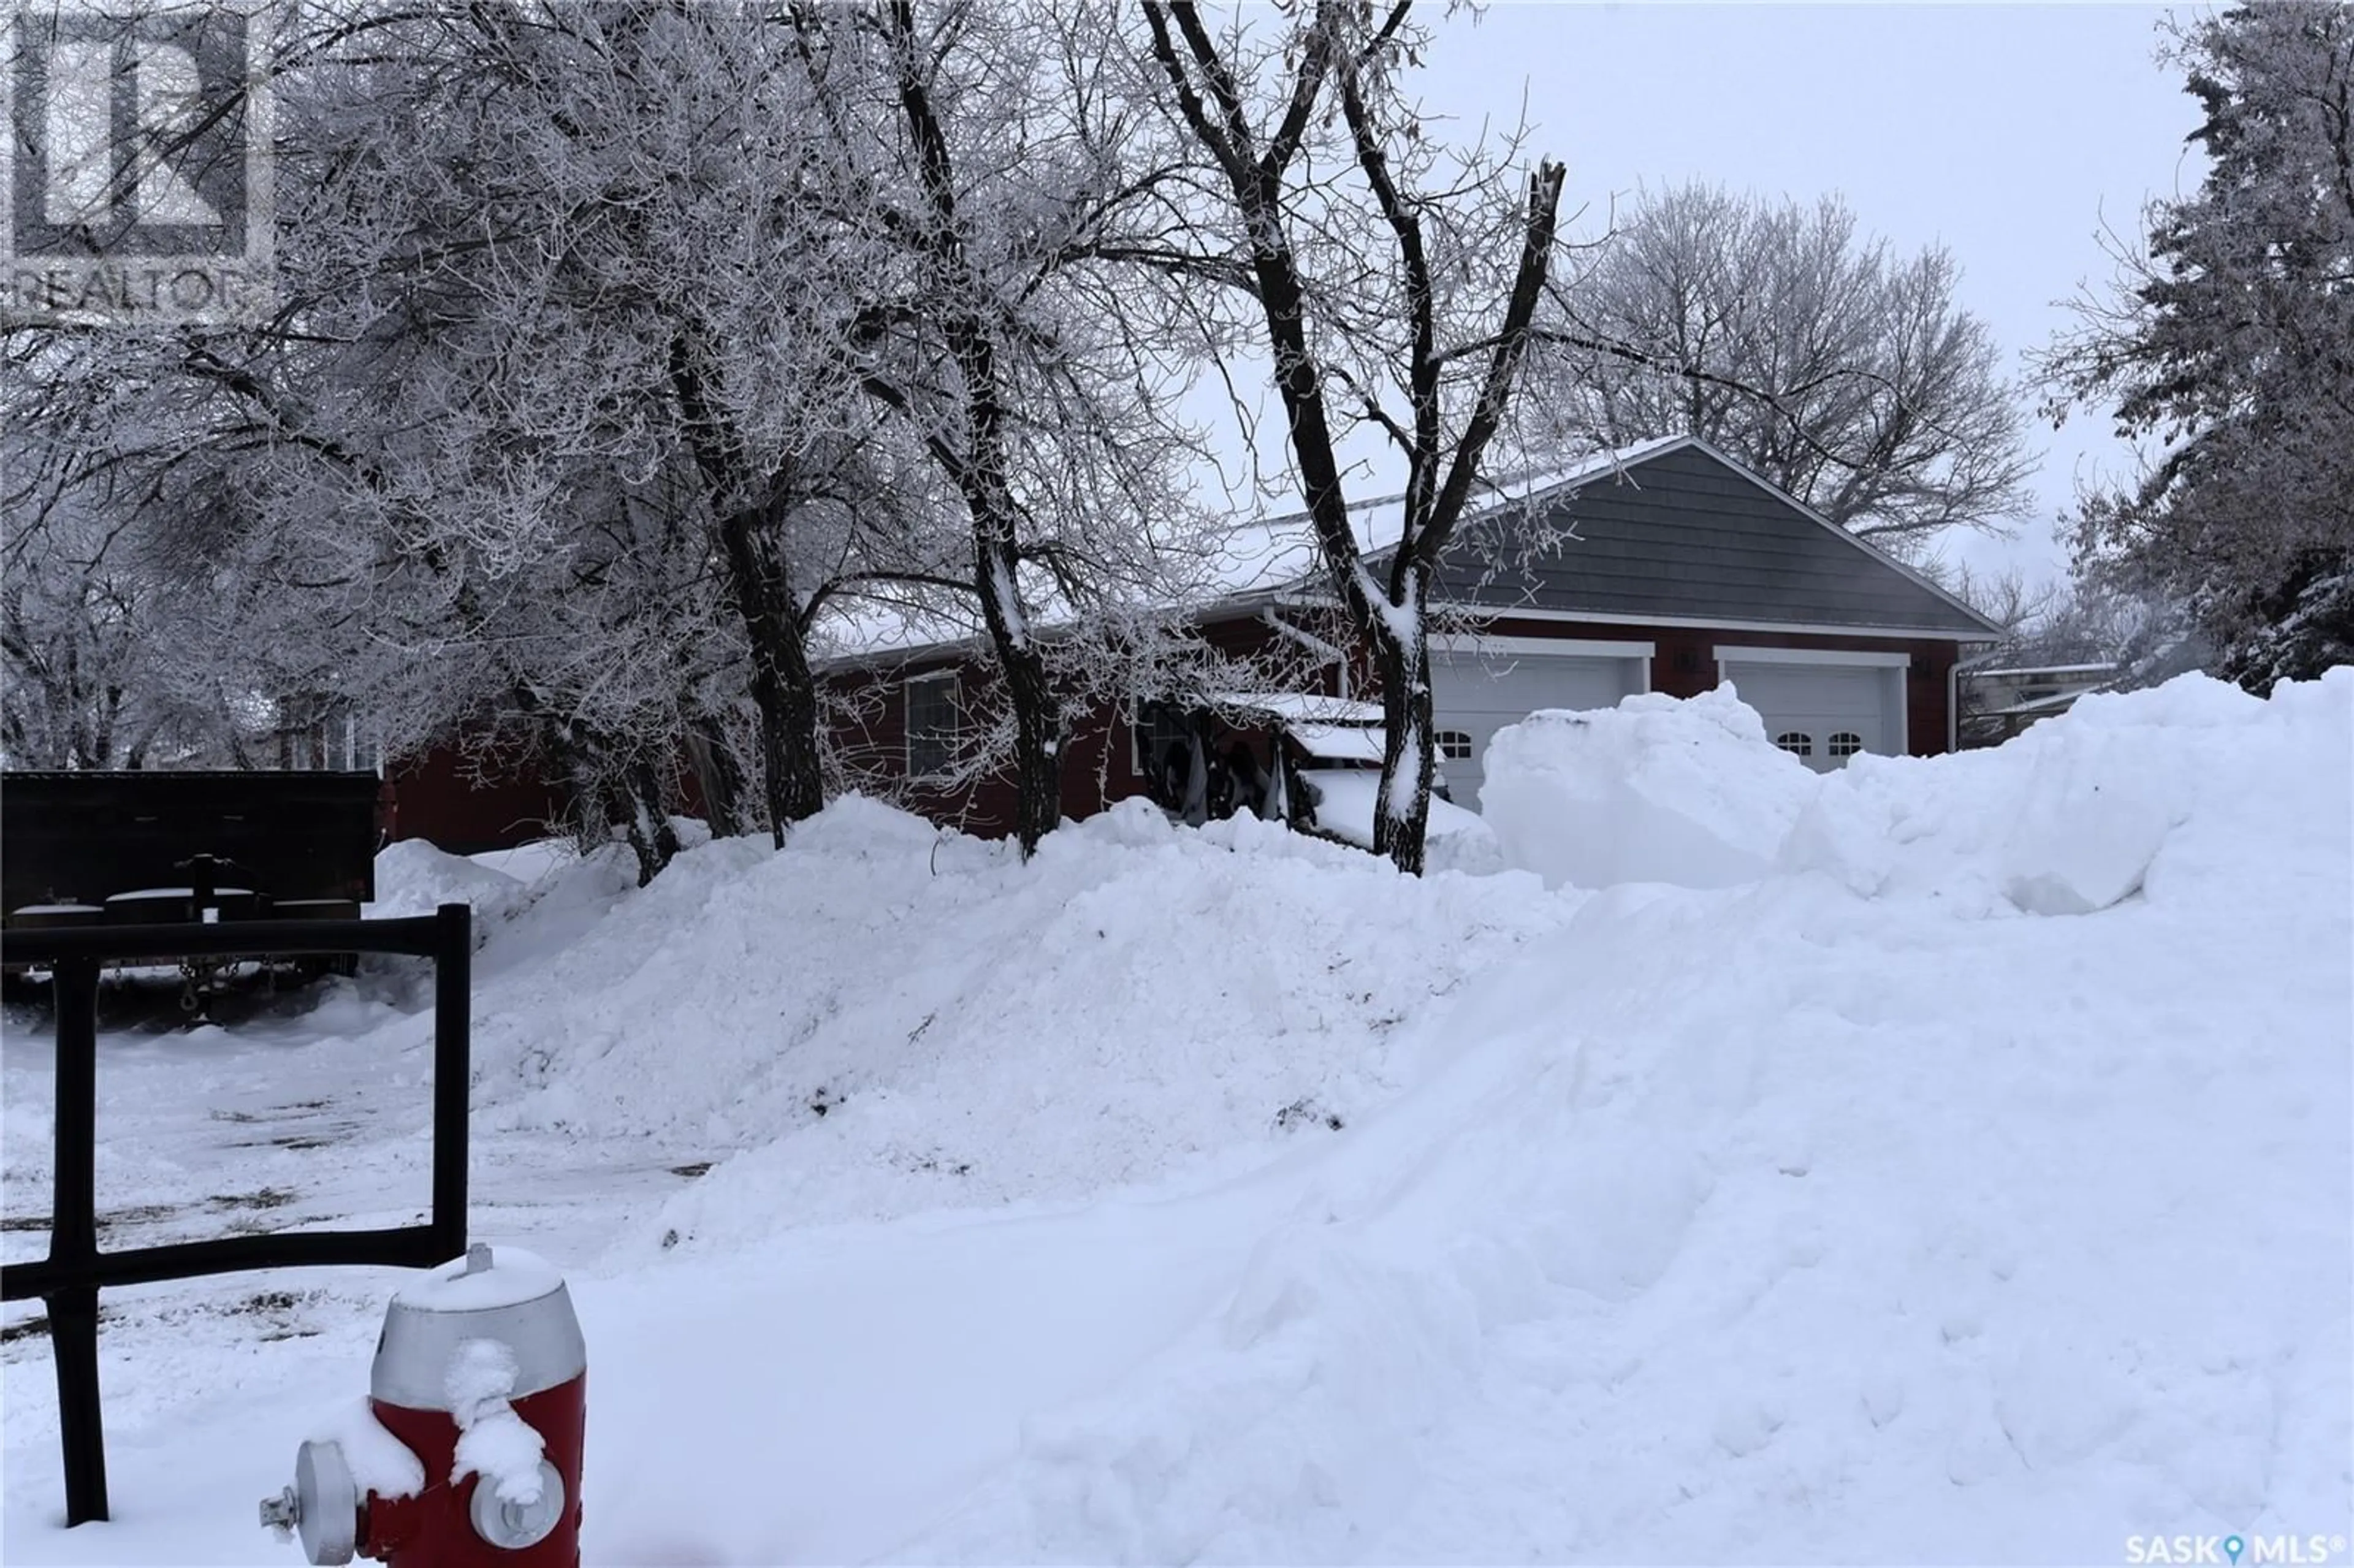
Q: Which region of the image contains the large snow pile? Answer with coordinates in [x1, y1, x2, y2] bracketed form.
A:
[891, 672, 2353, 1562]
[1780, 674, 2347, 918]
[467, 794, 1558, 1242]
[4, 674, 2347, 1566]
[1484, 672, 2352, 918]
[1480, 684, 1818, 888]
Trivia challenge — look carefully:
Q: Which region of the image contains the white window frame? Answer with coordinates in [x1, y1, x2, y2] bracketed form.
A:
[1713, 644, 1910, 756]
[1434, 728, 1475, 761]
[1129, 696, 1196, 778]
[904, 671, 962, 780]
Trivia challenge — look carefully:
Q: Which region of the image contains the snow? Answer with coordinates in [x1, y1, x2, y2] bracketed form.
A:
[365, 839, 533, 923]
[1296, 769, 1504, 876]
[308, 1400, 423, 1501]
[395, 1246, 563, 1312]
[466, 840, 577, 885]
[1208, 435, 1694, 601]
[445, 1339, 548, 1505]
[4, 672, 2349, 1566]
[1206, 691, 1385, 725]
[1480, 683, 1818, 889]
[1284, 721, 1385, 764]
[101, 887, 255, 900]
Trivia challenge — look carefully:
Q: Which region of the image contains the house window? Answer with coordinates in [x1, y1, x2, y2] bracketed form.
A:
[905, 672, 962, 778]
[1827, 731, 1864, 759]
[1132, 698, 1196, 779]
[1773, 731, 1813, 758]
[1435, 729, 1474, 761]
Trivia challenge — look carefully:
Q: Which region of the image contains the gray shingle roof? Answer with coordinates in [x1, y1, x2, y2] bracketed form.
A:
[1428, 437, 2002, 637]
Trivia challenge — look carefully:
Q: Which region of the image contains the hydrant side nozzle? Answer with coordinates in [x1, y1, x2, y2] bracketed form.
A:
[260, 1484, 300, 1541]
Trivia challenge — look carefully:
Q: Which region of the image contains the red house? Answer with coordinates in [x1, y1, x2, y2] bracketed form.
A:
[821, 436, 2005, 835]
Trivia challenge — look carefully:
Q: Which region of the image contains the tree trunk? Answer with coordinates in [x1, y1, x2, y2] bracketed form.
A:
[668, 329, 828, 849]
[975, 544, 1062, 854]
[884, 2, 1064, 858]
[1368, 577, 1436, 876]
[611, 751, 682, 888]
[684, 712, 749, 839]
[714, 500, 826, 846]
[541, 709, 679, 888]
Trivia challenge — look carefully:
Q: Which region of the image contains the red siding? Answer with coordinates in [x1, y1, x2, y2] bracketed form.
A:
[814, 614, 1967, 840]
[1455, 617, 1956, 757]
[819, 615, 1356, 835]
[387, 742, 571, 854]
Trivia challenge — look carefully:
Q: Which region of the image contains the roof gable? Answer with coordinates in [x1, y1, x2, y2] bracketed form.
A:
[1427, 436, 2003, 637]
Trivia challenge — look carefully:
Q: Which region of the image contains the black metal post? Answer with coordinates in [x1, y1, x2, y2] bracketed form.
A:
[0, 910, 474, 1528]
[47, 957, 107, 1526]
[430, 903, 471, 1262]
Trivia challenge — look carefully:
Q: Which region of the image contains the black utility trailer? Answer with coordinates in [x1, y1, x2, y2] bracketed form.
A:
[1, 771, 387, 1010]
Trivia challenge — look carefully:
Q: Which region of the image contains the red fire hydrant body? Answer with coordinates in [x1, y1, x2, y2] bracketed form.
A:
[264, 1245, 586, 1567]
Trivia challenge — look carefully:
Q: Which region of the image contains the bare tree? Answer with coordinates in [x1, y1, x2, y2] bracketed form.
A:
[5, 1, 998, 881]
[1141, 0, 1564, 875]
[1544, 182, 2036, 554]
[793, 0, 1225, 857]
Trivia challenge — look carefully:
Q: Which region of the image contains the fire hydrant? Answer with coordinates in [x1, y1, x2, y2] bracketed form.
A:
[261, 1244, 586, 1565]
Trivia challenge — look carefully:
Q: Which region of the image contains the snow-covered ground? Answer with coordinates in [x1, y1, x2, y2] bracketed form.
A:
[4, 673, 2349, 1564]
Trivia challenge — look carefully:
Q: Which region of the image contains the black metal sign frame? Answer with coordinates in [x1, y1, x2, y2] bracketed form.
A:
[0, 902, 472, 1528]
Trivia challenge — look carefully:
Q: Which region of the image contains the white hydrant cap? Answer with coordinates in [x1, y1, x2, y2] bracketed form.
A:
[372, 1244, 585, 1410]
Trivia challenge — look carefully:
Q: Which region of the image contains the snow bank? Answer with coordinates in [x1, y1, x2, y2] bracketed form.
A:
[1485, 672, 2353, 923]
[466, 793, 1561, 1247]
[467, 838, 579, 885]
[7, 675, 2345, 1567]
[1481, 685, 1817, 889]
[897, 672, 2354, 1563]
[1782, 671, 2353, 918]
[367, 839, 533, 923]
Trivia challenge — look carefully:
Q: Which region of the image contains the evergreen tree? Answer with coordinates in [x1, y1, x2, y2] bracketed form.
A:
[2041, 2, 2354, 691]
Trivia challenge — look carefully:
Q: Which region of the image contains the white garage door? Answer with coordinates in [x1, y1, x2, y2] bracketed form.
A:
[1430, 638, 1650, 807]
[1718, 654, 1905, 773]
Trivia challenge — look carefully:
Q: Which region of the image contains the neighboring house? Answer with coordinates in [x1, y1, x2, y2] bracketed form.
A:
[386, 737, 574, 854]
[823, 435, 2006, 834]
[1956, 659, 2120, 748]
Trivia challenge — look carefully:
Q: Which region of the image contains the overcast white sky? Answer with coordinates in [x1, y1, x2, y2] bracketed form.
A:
[1398, 2, 2207, 590]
